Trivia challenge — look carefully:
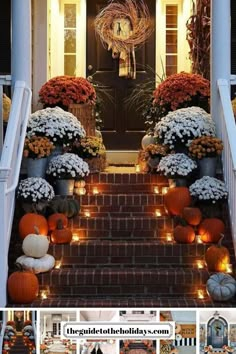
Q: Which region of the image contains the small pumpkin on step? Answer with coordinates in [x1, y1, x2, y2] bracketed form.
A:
[182, 207, 202, 226]
[51, 219, 73, 244]
[48, 213, 68, 231]
[19, 213, 48, 239]
[50, 197, 80, 218]
[205, 234, 230, 272]
[173, 218, 195, 244]
[198, 218, 225, 243]
[164, 187, 192, 216]
[206, 273, 236, 301]
[22, 227, 49, 258]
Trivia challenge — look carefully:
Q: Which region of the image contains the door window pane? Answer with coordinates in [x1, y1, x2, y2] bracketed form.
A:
[64, 29, 76, 53]
[64, 4, 76, 27]
[166, 5, 178, 76]
[64, 54, 76, 75]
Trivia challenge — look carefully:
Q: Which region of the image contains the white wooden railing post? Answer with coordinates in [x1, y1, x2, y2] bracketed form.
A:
[211, 0, 231, 134]
[0, 169, 11, 307]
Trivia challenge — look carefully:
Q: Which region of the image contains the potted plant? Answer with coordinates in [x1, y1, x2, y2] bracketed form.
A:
[155, 106, 216, 153]
[46, 153, 90, 195]
[143, 143, 168, 170]
[189, 136, 223, 177]
[24, 136, 55, 178]
[17, 177, 55, 213]
[158, 153, 197, 186]
[39, 75, 97, 135]
[71, 136, 106, 173]
[189, 176, 228, 217]
[153, 72, 210, 120]
[27, 107, 86, 153]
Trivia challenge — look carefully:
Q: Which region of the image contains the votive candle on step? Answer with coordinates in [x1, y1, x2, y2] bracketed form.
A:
[197, 289, 205, 299]
[154, 186, 160, 194]
[84, 211, 91, 218]
[135, 164, 141, 173]
[195, 235, 203, 244]
[226, 264, 233, 273]
[162, 187, 169, 195]
[155, 209, 162, 217]
[166, 233, 173, 242]
[196, 260, 205, 269]
[93, 187, 99, 195]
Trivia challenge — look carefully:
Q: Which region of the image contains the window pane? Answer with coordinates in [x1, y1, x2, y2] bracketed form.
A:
[166, 31, 177, 53]
[166, 5, 178, 28]
[64, 4, 76, 28]
[166, 56, 177, 66]
[64, 29, 76, 53]
[166, 66, 177, 76]
[166, 55, 177, 76]
[64, 55, 76, 75]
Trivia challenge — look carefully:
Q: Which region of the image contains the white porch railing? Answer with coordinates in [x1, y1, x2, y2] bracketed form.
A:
[0, 75, 12, 155]
[217, 78, 236, 253]
[0, 320, 5, 352]
[0, 81, 31, 307]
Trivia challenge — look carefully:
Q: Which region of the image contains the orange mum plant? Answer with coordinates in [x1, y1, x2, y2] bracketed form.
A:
[24, 136, 55, 159]
[189, 136, 223, 159]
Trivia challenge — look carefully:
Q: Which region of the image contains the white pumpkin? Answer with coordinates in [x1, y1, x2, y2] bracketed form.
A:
[22, 233, 49, 258]
[16, 254, 55, 274]
[141, 134, 155, 149]
[206, 273, 236, 301]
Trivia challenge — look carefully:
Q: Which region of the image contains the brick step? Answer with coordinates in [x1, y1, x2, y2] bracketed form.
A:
[8, 296, 236, 308]
[84, 173, 168, 185]
[78, 212, 163, 218]
[37, 268, 210, 294]
[76, 194, 164, 206]
[80, 184, 167, 194]
[72, 216, 173, 230]
[80, 205, 166, 213]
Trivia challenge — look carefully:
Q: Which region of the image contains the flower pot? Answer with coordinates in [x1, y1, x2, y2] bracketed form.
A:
[27, 158, 48, 178]
[198, 157, 217, 177]
[84, 155, 106, 173]
[47, 145, 63, 165]
[147, 156, 160, 170]
[169, 177, 187, 187]
[55, 179, 75, 196]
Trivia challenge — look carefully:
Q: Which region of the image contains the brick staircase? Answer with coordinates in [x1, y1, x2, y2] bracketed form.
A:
[8, 334, 30, 354]
[8, 171, 236, 307]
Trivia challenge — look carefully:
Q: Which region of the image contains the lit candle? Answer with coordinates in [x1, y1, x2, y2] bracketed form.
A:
[72, 233, 80, 242]
[195, 235, 203, 244]
[162, 187, 169, 195]
[84, 211, 91, 218]
[197, 289, 205, 299]
[93, 187, 99, 195]
[77, 187, 86, 195]
[154, 186, 159, 194]
[226, 264, 233, 273]
[166, 233, 173, 242]
[196, 260, 205, 269]
[135, 164, 141, 173]
[168, 180, 176, 189]
[55, 259, 62, 269]
[40, 290, 49, 300]
[155, 209, 162, 217]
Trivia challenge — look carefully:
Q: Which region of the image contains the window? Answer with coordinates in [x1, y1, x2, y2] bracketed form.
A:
[165, 5, 178, 76]
[64, 3, 77, 75]
[52, 322, 61, 336]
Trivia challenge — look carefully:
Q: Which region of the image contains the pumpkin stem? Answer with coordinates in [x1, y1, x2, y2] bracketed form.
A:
[34, 226, 40, 235]
[218, 234, 224, 247]
[56, 219, 64, 230]
[15, 262, 24, 272]
[174, 216, 188, 227]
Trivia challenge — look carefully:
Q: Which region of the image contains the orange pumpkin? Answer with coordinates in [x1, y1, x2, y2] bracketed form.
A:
[48, 213, 68, 231]
[19, 213, 48, 239]
[173, 225, 195, 243]
[164, 187, 192, 216]
[51, 219, 72, 244]
[7, 265, 39, 303]
[205, 235, 230, 272]
[182, 207, 202, 226]
[199, 218, 225, 243]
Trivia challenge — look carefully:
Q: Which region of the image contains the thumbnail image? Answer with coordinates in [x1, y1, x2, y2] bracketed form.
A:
[120, 311, 156, 322]
[120, 340, 156, 354]
[80, 311, 117, 322]
[40, 310, 77, 353]
[200, 310, 236, 353]
[160, 311, 196, 354]
[2, 310, 36, 353]
[80, 339, 116, 354]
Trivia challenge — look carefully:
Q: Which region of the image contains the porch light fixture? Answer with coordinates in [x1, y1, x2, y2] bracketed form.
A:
[154, 186, 160, 194]
[162, 187, 169, 195]
[92, 187, 99, 195]
[155, 209, 162, 217]
[197, 289, 205, 299]
[226, 264, 233, 273]
[195, 235, 203, 244]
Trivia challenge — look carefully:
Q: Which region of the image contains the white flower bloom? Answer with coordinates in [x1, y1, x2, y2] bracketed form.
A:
[155, 107, 216, 150]
[46, 153, 90, 179]
[189, 176, 228, 201]
[17, 177, 55, 202]
[158, 153, 197, 177]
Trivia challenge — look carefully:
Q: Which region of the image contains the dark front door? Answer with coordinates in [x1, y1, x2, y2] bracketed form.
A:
[87, 0, 156, 150]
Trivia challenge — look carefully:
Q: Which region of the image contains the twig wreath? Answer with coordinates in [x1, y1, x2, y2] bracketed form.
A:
[94, 0, 153, 79]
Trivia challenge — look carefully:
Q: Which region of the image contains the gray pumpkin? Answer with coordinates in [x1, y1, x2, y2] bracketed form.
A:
[206, 273, 236, 301]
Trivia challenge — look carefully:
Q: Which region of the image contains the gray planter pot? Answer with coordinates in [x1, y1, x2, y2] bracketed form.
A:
[55, 179, 75, 196]
[27, 158, 48, 178]
[198, 157, 217, 177]
[147, 156, 160, 170]
[169, 177, 187, 187]
[47, 145, 63, 165]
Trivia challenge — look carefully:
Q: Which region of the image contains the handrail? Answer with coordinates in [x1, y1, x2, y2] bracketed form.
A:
[0, 80, 31, 307]
[217, 78, 236, 251]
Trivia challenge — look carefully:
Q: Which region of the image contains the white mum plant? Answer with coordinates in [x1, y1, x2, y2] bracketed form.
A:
[17, 177, 55, 203]
[46, 153, 90, 179]
[27, 107, 86, 146]
[189, 176, 228, 203]
[158, 153, 197, 177]
[155, 106, 216, 150]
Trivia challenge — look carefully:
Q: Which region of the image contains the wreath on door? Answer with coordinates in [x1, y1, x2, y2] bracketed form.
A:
[94, 0, 153, 79]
